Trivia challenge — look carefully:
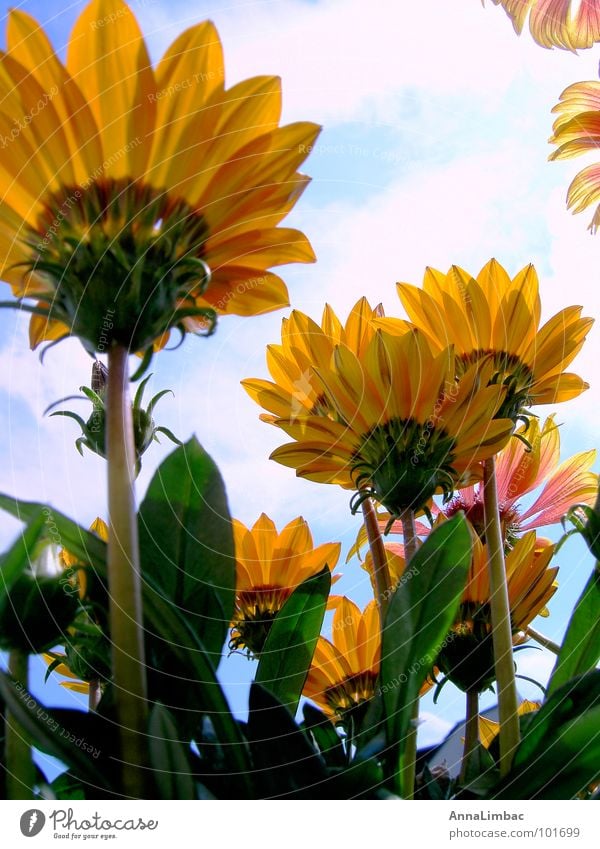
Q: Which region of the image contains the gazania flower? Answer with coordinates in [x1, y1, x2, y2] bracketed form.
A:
[382, 259, 592, 420]
[230, 514, 341, 657]
[43, 653, 90, 695]
[264, 329, 514, 517]
[550, 80, 600, 231]
[443, 415, 598, 545]
[242, 297, 384, 423]
[437, 529, 558, 693]
[0, 1, 319, 356]
[303, 598, 380, 724]
[484, 0, 600, 50]
[60, 517, 108, 600]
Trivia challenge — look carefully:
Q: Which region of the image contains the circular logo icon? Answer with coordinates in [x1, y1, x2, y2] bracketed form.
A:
[19, 810, 46, 837]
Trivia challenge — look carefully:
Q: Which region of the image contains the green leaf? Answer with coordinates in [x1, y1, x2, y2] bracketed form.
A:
[381, 513, 471, 786]
[138, 437, 235, 660]
[301, 703, 346, 768]
[148, 703, 196, 800]
[255, 567, 330, 716]
[0, 514, 47, 606]
[492, 672, 600, 799]
[48, 772, 86, 800]
[548, 564, 600, 695]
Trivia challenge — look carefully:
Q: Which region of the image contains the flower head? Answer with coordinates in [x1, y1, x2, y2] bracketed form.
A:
[303, 598, 380, 725]
[484, 0, 600, 50]
[444, 415, 598, 544]
[242, 297, 384, 423]
[383, 260, 592, 420]
[437, 528, 558, 693]
[264, 329, 514, 517]
[550, 79, 600, 231]
[230, 514, 340, 657]
[0, 1, 319, 356]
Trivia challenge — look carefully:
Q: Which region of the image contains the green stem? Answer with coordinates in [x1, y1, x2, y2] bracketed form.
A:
[106, 344, 147, 797]
[362, 496, 392, 623]
[5, 649, 35, 799]
[88, 680, 100, 712]
[459, 689, 479, 785]
[399, 508, 419, 799]
[525, 626, 560, 655]
[483, 456, 520, 776]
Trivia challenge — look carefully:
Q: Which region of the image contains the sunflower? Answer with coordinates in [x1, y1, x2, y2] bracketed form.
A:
[443, 415, 598, 545]
[381, 259, 593, 420]
[230, 513, 341, 657]
[0, 1, 319, 355]
[242, 297, 384, 423]
[484, 0, 600, 50]
[264, 329, 514, 517]
[550, 80, 600, 231]
[303, 597, 380, 725]
[437, 528, 558, 693]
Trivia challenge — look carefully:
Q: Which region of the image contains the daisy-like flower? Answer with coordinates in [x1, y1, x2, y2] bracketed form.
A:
[484, 0, 600, 50]
[382, 259, 593, 420]
[443, 415, 598, 545]
[262, 329, 514, 518]
[550, 79, 600, 231]
[0, 1, 319, 356]
[437, 529, 558, 693]
[303, 598, 381, 725]
[479, 699, 541, 749]
[230, 514, 341, 657]
[242, 297, 384, 423]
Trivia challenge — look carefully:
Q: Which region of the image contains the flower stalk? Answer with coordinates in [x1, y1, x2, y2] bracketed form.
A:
[460, 689, 480, 784]
[106, 344, 148, 797]
[5, 649, 35, 799]
[361, 497, 392, 623]
[483, 456, 520, 776]
[400, 508, 419, 800]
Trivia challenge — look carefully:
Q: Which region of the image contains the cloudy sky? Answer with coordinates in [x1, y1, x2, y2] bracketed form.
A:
[0, 0, 599, 761]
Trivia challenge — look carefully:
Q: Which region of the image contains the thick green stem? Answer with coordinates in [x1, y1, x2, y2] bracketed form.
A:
[362, 497, 392, 623]
[5, 649, 35, 799]
[483, 456, 520, 776]
[106, 344, 147, 797]
[399, 508, 419, 799]
[459, 689, 479, 785]
[525, 626, 560, 655]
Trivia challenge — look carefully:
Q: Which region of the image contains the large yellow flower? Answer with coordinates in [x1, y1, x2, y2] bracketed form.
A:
[484, 0, 600, 50]
[0, 1, 319, 355]
[243, 297, 384, 423]
[437, 528, 558, 693]
[382, 260, 592, 419]
[230, 513, 341, 657]
[264, 329, 514, 517]
[550, 80, 600, 231]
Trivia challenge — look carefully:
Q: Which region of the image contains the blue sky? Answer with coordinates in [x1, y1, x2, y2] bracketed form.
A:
[0, 0, 599, 774]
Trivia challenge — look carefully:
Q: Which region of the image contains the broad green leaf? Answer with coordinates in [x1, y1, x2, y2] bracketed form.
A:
[381, 513, 471, 785]
[255, 567, 330, 716]
[48, 773, 86, 800]
[548, 564, 600, 694]
[148, 703, 196, 800]
[138, 437, 235, 660]
[301, 703, 346, 768]
[0, 514, 47, 606]
[492, 672, 600, 799]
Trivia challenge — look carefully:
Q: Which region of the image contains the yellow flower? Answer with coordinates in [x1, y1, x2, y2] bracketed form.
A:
[479, 700, 541, 749]
[383, 259, 592, 419]
[550, 79, 600, 231]
[444, 415, 598, 544]
[0, 1, 319, 355]
[230, 514, 341, 657]
[266, 329, 514, 517]
[242, 297, 384, 423]
[437, 528, 558, 692]
[60, 517, 108, 600]
[484, 0, 600, 50]
[42, 653, 90, 695]
[303, 598, 381, 723]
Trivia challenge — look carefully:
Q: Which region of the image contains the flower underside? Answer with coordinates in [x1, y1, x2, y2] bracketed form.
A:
[23, 178, 215, 353]
[350, 417, 456, 518]
[229, 585, 292, 657]
[445, 497, 521, 549]
[324, 671, 379, 725]
[458, 349, 534, 420]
